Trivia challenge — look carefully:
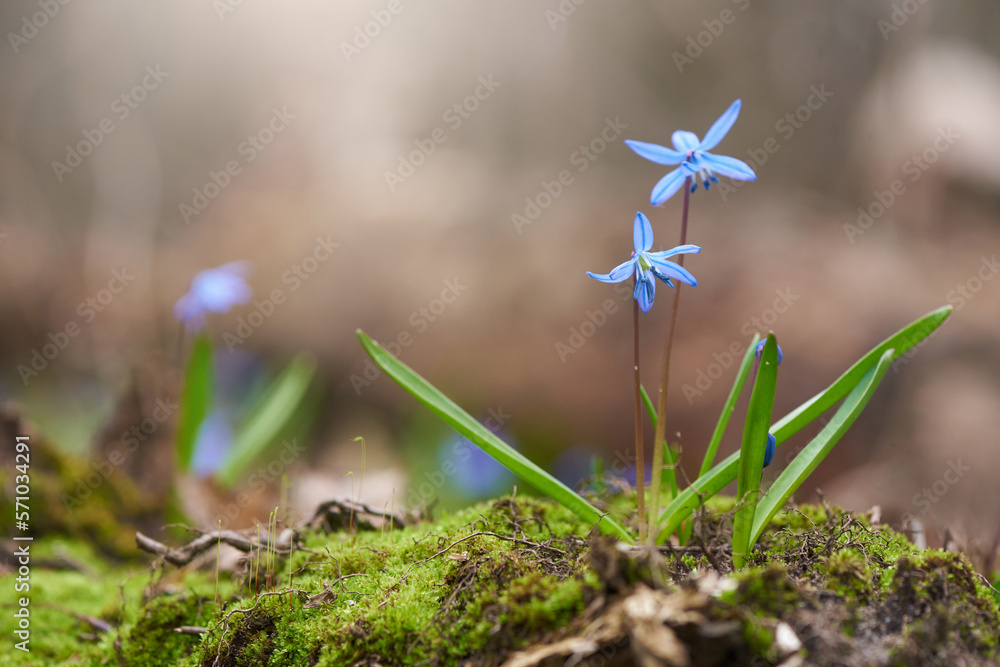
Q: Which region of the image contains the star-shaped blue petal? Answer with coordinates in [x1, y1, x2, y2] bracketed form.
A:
[587, 212, 701, 313]
[626, 99, 757, 206]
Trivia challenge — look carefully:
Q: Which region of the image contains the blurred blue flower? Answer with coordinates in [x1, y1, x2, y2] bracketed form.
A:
[625, 99, 756, 205]
[587, 212, 700, 313]
[174, 261, 253, 331]
[755, 339, 784, 365]
[439, 434, 514, 498]
[763, 433, 776, 468]
[190, 408, 234, 478]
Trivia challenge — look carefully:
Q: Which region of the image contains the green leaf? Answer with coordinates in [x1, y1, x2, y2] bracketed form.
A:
[657, 305, 952, 540]
[358, 330, 634, 543]
[732, 333, 779, 568]
[216, 354, 316, 487]
[176, 334, 214, 471]
[640, 384, 657, 430]
[750, 349, 894, 546]
[699, 332, 760, 480]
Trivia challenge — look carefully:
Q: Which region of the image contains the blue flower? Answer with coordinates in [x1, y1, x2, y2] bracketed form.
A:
[587, 212, 700, 313]
[625, 99, 756, 205]
[755, 339, 784, 365]
[763, 433, 776, 468]
[174, 261, 253, 331]
[190, 408, 234, 478]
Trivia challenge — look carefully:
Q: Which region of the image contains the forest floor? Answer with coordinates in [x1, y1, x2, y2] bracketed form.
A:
[3, 490, 999, 667]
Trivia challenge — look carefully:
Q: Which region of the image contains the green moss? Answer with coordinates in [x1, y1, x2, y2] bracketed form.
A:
[820, 549, 874, 602]
[122, 594, 209, 666]
[723, 564, 804, 617]
[8, 495, 1000, 666]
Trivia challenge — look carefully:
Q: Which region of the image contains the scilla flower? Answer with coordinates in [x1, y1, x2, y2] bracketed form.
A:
[174, 261, 253, 331]
[755, 339, 784, 365]
[625, 99, 756, 205]
[764, 433, 776, 468]
[587, 212, 700, 313]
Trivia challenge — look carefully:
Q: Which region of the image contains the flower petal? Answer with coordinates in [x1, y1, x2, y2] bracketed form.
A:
[190, 409, 234, 478]
[633, 271, 655, 313]
[633, 212, 654, 253]
[650, 168, 689, 206]
[193, 273, 253, 313]
[648, 257, 697, 286]
[699, 153, 757, 181]
[671, 130, 700, 152]
[755, 340, 784, 365]
[650, 244, 701, 259]
[763, 433, 776, 468]
[699, 99, 742, 151]
[624, 140, 684, 166]
[587, 258, 635, 284]
[173, 294, 206, 331]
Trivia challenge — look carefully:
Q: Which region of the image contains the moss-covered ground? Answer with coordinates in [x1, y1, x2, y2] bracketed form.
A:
[2, 494, 999, 666]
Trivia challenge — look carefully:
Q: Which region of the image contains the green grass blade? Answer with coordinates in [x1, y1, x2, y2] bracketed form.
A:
[750, 349, 894, 545]
[733, 333, 779, 568]
[640, 384, 657, 431]
[358, 330, 633, 543]
[176, 333, 214, 471]
[216, 354, 316, 487]
[657, 306, 951, 540]
[699, 332, 760, 480]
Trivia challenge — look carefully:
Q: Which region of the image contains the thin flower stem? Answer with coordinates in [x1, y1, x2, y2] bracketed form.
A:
[648, 177, 692, 542]
[633, 279, 647, 542]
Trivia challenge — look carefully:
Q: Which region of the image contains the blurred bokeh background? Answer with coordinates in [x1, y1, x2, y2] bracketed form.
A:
[1, 1, 998, 550]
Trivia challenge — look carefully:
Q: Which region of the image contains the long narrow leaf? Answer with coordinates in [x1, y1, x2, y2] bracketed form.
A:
[699, 332, 760, 479]
[216, 354, 316, 487]
[750, 349, 894, 545]
[176, 334, 213, 471]
[657, 306, 951, 540]
[358, 330, 633, 543]
[733, 334, 778, 568]
[640, 385, 657, 431]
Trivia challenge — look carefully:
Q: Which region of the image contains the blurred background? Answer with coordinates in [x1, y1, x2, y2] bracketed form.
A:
[1, 1, 998, 551]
